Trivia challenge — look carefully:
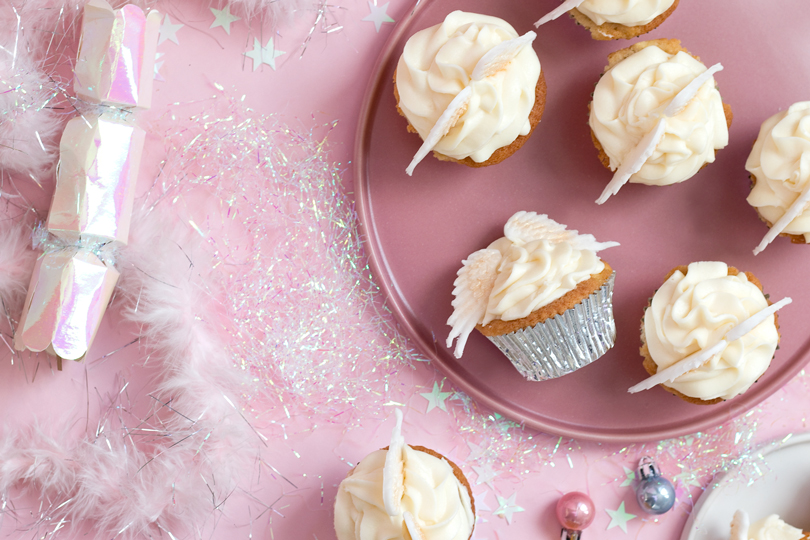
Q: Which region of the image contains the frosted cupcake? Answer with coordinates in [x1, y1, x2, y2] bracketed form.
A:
[334, 410, 475, 540]
[746, 102, 810, 254]
[590, 39, 732, 203]
[446, 211, 618, 381]
[395, 11, 545, 174]
[634, 262, 783, 404]
[535, 0, 679, 40]
[730, 511, 809, 540]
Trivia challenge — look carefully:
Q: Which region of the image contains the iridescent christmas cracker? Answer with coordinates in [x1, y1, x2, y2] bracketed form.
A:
[47, 114, 144, 245]
[15, 2, 159, 364]
[74, 0, 161, 109]
[14, 249, 120, 362]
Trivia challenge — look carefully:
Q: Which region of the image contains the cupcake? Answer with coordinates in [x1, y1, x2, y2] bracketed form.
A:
[446, 211, 619, 381]
[334, 410, 475, 540]
[589, 39, 732, 202]
[746, 102, 810, 254]
[730, 511, 809, 540]
[636, 262, 781, 404]
[395, 11, 545, 174]
[535, 0, 679, 40]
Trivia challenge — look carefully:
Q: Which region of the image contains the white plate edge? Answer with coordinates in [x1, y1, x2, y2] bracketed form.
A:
[680, 431, 810, 540]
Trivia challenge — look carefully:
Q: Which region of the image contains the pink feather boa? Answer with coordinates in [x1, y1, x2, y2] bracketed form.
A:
[0, 202, 260, 537]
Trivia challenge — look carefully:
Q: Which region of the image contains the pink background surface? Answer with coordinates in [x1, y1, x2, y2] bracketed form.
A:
[2, 0, 810, 539]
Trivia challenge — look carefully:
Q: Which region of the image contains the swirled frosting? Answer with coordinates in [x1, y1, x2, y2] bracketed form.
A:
[482, 236, 604, 324]
[590, 44, 728, 186]
[748, 515, 805, 540]
[334, 446, 474, 540]
[395, 11, 541, 163]
[746, 102, 810, 241]
[644, 262, 778, 401]
[578, 0, 675, 26]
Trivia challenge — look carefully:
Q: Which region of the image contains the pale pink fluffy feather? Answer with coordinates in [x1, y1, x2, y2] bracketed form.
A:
[0, 203, 257, 537]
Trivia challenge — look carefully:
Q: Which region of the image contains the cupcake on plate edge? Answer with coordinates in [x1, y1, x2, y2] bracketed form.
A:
[535, 0, 680, 40]
[746, 101, 810, 254]
[395, 11, 545, 174]
[632, 261, 787, 404]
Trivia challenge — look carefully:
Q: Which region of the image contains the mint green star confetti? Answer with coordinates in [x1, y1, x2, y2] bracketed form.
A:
[620, 466, 636, 487]
[606, 501, 636, 533]
[420, 382, 451, 413]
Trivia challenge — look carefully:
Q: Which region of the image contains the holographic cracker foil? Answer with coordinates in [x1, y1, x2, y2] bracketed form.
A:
[74, 0, 161, 109]
[14, 1, 159, 364]
[14, 248, 119, 361]
[48, 114, 144, 245]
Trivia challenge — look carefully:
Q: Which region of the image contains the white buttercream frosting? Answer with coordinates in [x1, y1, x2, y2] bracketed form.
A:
[748, 515, 805, 540]
[396, 11, 541, 163]
[746, 101, 810, 242]
[644, 262, 778, 401]
[590, 44, 728, 186]
[482, 236, 604, 324]
[334, 446, 474, 540]
[578, 0, 675, 26]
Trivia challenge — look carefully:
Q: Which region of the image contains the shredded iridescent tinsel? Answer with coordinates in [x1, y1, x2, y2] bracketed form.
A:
[154, 91, 786, 502]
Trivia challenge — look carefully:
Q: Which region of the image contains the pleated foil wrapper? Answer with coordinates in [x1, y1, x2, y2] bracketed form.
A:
[74, 0, 160, 109]
[47, 114, 144, 245]
[486, 273, 616, 381]
[14, 249, 120, 362]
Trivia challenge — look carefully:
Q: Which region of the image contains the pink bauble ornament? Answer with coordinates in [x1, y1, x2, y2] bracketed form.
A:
[556, 491, 595, 531]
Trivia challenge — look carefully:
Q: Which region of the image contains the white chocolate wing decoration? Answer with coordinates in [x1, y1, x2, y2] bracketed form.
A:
[664, 63, 723, 117]
[504, 211, 571, 245]
[729, 510, 750, 540]
[471, 31, 536, 81]
[596, 119, 666, 204]
[406, 86, 473, 176]
[403, 511, 426, 540]
[382, 408, 406, 516]
[534, 0, 585, 27]
[504, 211, 619, 252]
[753, 183, 810, 255]
[446, 249, 501, 358]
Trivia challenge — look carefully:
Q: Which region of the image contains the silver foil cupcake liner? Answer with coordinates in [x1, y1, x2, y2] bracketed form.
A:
[486, 273, 616, 381]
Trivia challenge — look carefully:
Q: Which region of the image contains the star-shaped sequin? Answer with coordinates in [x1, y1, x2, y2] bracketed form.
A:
[210, 6, 240, 34]
[420, 381, 451, 413]
[620, 466, 636, 487]
[158, 14, 183, 45]
[466, 441, 487, 462]
[606, 501, 637, 533]
[471, 463, 499, 489]
[475, 490, 491, 523]
[244, 37, 286, 71]
[493, 492, 524, 525]
[362, 1, 394, 32]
